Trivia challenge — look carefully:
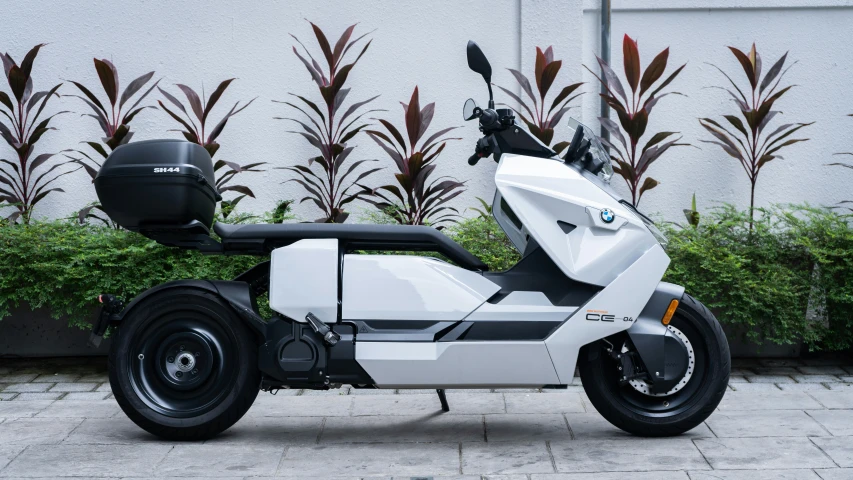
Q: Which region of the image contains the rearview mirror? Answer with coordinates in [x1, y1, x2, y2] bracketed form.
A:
[463, 98, 480, 121]
[466, 41, 492, 81]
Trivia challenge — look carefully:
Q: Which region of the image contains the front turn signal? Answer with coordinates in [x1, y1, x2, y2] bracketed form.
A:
[661, 299, 679, 325]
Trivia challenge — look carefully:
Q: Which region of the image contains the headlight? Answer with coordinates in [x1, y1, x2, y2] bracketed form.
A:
[643, 218, 668, 248]
[620, 200, 667, 248]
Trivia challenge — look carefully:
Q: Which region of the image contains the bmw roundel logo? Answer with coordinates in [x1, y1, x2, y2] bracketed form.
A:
[600, 209, 615, 223]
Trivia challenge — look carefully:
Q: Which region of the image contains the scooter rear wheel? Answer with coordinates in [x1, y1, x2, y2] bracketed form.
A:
[578, 293, 730, 437]
[108, 288, 261, 440]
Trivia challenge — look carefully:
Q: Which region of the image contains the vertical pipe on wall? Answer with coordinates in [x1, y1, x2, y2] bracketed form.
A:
[600, 0, 611, 142]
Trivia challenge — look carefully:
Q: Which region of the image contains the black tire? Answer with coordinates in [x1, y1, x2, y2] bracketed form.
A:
[108, 288, 261, 441]
[579, 293, 730, 436]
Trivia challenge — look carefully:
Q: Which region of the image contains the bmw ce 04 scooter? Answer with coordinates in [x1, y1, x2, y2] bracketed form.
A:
[90, 40, 730, 441]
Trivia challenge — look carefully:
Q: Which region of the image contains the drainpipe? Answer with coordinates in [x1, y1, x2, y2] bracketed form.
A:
[600, 0, 611, 142]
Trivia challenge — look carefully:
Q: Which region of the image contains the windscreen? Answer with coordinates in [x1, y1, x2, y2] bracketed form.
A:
[566, 118, 614, 183]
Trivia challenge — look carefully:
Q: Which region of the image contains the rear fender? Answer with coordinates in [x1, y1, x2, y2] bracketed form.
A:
[626, 282, 685, 390]
[114, 279, 268, 338]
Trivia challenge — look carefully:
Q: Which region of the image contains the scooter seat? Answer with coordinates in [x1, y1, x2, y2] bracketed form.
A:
[213, 222, 489, 271]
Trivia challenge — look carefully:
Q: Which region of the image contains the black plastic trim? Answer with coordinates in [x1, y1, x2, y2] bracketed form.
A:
[483, 243, 601, 306]
[233, 260, 271, 298]
[626, 283, 688, 393]
[455, 321, 562, 341]
[347, 320, 457, 342]
[213, 222, 488, 271]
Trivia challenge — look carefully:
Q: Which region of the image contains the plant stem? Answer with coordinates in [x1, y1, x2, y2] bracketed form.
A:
[749, 179, 756, 232]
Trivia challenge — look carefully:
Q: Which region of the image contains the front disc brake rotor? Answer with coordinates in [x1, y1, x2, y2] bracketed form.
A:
[628, 324, 695, 397]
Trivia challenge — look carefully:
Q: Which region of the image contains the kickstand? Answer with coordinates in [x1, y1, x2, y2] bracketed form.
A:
[436, 389, 450, 412]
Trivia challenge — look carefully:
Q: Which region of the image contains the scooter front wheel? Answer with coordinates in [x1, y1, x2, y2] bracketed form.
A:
[108, 288, 261, 440]
[578, 293, 730, 437]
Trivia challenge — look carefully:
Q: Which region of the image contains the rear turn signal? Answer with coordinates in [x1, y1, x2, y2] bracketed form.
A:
[661, 299, 679, 325]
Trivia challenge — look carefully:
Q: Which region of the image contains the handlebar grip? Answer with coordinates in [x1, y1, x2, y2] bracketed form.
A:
[467, 153, 481, 165]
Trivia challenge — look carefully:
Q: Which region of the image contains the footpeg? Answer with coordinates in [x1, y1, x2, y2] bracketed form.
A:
[88, 294, 124, 348]
[305, 313, 340, 346]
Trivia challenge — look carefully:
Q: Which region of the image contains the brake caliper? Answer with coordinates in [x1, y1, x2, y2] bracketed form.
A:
[608, 343, 649, 386]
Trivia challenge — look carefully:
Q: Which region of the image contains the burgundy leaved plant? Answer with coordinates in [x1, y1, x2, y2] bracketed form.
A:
[276, 21, 381, 223]
[0, 44, 76, 224]
[363, 86, 464, 227]
[158, 79, 264, 219]
[65, 58, 160, 225]
[587, 34, 688, 206]
[700, 43, 812, 229]
[497, 46, 583, 154]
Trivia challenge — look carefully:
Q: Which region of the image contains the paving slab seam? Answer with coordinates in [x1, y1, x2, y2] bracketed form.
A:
[701, 420, 718, 438]
[808, 436, 842, 468]
[315, 417, 326, 444]
[578, 394, 588, 412]
[690, 438, 715, 470]
[544, 440, 558, 473]
[807, 392, 830, 409]
[561, 413, 575, 440]
[804, 410, 835, 436]
[273, 445, 290, 477]
[0, 443, 29, 476]
[150, 444, 176, 474]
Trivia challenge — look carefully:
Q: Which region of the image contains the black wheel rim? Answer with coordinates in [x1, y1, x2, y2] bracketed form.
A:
[128, 308, 238, 418]
[601, 311, 709, 417]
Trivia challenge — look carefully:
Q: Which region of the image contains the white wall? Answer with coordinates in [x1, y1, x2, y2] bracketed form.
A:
[3, 0, 851, 224]
[1, 0, 579, 223]
[581, 0, 853, 220]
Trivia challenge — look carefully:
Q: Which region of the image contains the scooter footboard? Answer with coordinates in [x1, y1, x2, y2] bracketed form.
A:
[355, 341, 560, 388]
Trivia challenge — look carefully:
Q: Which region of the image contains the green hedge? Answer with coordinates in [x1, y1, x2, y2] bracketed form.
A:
[0, 222, 261, 328]
[662, 205, 853, 350]
[1, 206, 851, 351]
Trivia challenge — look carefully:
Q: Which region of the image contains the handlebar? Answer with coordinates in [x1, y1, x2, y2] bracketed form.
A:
[466, 108, 516, 166]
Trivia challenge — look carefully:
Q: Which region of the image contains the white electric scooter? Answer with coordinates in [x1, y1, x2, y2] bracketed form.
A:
[92, 41, 729, 441]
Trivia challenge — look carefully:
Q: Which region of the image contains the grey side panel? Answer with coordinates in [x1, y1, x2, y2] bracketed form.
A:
[626, 282, 685, 384]
[355, 341, 560, 387]
[492, 190, 527, 253]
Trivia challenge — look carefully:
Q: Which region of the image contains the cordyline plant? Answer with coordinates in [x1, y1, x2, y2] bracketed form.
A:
[276, 21, 381, 223]
[363, 87, 464, 227]
[470, 196, 493, 220]
[65, 58, 160, 225]
[497, 46, 583, 154]
[829, 114, 853, 212]
[700, 43, 812, 229]
[587, 34, 688, 206]
[158, 79, 264, 219]
[0, 44, 76, 224]
[683, 192, 700, 228]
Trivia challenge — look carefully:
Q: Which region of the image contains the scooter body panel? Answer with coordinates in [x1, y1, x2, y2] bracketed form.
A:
[494, 153, 659, 287]
[269, 239, 339, 323]
[342, 255, 500, 321]
[545, 243, 671, 383]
